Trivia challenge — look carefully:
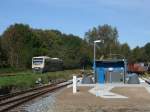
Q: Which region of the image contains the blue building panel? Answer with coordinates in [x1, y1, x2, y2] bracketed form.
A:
[96, 68, 105, 84]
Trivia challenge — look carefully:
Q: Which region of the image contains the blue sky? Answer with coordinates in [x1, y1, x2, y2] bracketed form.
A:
[0, 0, 150, 48]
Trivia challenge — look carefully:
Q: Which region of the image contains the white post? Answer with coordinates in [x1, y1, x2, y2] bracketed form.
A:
[73, 76, 77, 94]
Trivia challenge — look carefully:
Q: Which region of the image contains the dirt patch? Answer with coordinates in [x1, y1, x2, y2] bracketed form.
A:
[55, 87, 150, 112]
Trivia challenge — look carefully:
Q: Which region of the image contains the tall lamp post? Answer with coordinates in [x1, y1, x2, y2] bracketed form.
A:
[93, 40, 104, 83]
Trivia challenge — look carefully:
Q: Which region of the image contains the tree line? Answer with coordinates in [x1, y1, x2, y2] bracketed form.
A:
[0, 24, 93, 69]
[0, 23, 150, 70]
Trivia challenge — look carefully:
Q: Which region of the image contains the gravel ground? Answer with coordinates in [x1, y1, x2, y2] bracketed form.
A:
[10, 89, 64, 112]
[55, 87, 150, 112]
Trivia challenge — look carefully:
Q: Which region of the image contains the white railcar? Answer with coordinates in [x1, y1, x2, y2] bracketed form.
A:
[32, 56, 63, 73]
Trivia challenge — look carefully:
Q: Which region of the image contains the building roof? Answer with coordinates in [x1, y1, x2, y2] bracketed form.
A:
[33, 56, 50, 59]
[96, 59, 126, 62]
[95, 59, 126, 68]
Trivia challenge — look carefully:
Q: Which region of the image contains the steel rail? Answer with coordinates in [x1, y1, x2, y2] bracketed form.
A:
[0, 80, 65, 101]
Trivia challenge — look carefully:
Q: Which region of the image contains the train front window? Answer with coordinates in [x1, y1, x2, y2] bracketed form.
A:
[33, 58, 43, 65]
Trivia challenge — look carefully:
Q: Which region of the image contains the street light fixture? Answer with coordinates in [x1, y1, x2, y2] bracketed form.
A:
[93, 40, 104, 83]
[94, 40, 104, 43]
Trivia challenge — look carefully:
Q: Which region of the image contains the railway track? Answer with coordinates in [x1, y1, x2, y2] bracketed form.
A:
[0, 81, 72, 112]
[141, 77, 150, 85]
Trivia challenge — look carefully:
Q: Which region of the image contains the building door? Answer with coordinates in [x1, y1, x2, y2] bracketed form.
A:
[97, 68, 105, 84]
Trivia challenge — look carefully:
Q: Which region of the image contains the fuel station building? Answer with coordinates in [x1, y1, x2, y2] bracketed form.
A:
[95, 59, 127, 84]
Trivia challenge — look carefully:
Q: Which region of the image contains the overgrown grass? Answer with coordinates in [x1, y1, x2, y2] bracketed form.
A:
[143, 72, 150, 78]
[0, 69, 81, 90]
